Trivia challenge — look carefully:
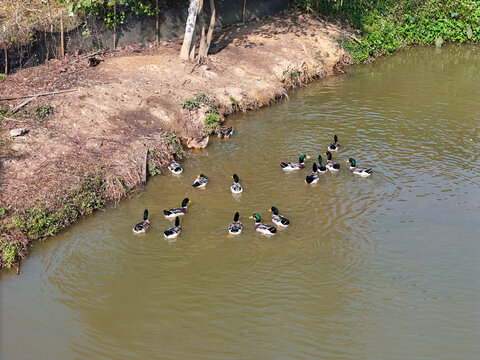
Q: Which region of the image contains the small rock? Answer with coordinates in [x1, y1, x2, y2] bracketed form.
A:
[10, 128, 28, 137]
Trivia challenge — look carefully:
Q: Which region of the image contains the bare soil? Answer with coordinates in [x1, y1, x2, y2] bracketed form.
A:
[0, 11, 352, 265]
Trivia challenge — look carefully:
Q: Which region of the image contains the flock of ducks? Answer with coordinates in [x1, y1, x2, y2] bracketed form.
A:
[133, 134, 373, 239]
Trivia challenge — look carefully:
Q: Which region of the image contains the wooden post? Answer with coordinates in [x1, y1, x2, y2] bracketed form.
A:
[198, 0, 215, 62]
[113, 1, 117, 50]
[60, 15, 65, 57]
[243, 0, 246, 23]
[4, 47, 7, 75]
[155, 0, 159, 45]
[142, 149, 148, 184]
[197, 26, 206, 63]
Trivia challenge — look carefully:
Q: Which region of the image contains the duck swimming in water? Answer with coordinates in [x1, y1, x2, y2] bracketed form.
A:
[168, 153, 183, 174]
[324, 151, 340, 171]
[269, 206, 290, 227]
[230, 174, 243, 194]
[133, 209, 150, 234]
[218, 126, 234, 139]
[163, 198, 190, 218]
[327, 134, 341, 152]
[281, 154, 310, 171]
[228, 212, 243, 235]
[192, 174, 208, 188]
[346, 158, 373, 177]
[249, 214, 276, 235]
[305, 163, 320, 184]
[164, 216, 181, 240]
[317, 155, 327, 174]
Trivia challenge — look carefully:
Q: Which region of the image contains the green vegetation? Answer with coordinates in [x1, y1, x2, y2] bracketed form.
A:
[180, 98, 199, 110]
[230, 97, 239, 107]
[149, 164, 161, 176]
[0, 73, 6, 80]
[1, 241, 20, 269]
[294, 0, 480, 63]
[203, 113, 221, 134]
[34, 105, 53, 122]
[160, 133, 186, 157]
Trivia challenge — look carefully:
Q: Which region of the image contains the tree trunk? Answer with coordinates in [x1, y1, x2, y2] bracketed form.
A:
[197, 26, 206, 64]
[155, 0, 159, 45]
[198, 0, 215, 63]
[113, 1, 117, 50]
[60, 15, 65, 57]
[180, 0, 201, 60]
[243, 0, 247, 23]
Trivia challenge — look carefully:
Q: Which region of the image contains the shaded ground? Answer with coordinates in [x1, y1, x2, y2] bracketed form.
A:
[0, 10, 352, 270]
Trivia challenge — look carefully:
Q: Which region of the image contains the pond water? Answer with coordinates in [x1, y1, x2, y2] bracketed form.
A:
[1, 44, 479, 360]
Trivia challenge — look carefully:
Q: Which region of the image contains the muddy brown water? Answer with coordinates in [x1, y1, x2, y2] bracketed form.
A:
[1, 44, 479, 359]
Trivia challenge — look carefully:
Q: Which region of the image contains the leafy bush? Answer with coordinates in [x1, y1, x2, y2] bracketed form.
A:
[294, 0, 480, 63]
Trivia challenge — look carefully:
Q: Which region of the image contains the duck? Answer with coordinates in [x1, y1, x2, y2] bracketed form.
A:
[269, 206, 290, 227]
[168, 153, 183, 174]
[305, 163, 320, 184]
[163, 198, 190, 218]
[327, 134, 341, 152]
[324, 151, 340, 171]
[187, 135, 209, 149]
[249, 213, 276, 235]
[217, 126, 234, 139]
[230, 174, 243, 194]
[280, 154, 310, 171]
[228, 212, 243, 235]
[346, 158, 373, 177]
[192, 174, 208, 188]
[317, 155, 328, 173]
[133, 209, 150, 234]
[164, 216, 181, 240]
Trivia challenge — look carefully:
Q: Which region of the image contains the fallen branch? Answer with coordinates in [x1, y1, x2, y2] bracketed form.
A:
[0, 88, 78, 101]
[11, 97, 36, 113]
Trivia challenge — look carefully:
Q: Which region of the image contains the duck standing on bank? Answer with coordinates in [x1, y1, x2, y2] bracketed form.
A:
[269, 206, 290, 227]
[249, 214, 276, 235]
[192, 174, 208, 188]
[281, 154, 310, 171]
[328, 134, 341, 152]
[228, 212, 243, 235]
[346, 158, 373, 177]
[168, 153, 183, 174]
[163, 198, 190, 218]
[133, 209, 150, 234]
[230, 174, 243, 194]
[164, 216, 181, 240]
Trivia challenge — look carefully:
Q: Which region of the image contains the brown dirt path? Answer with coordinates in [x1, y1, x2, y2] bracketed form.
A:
[0, 11, 352, 269]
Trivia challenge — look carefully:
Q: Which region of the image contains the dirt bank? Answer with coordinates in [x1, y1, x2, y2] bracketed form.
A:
[0, 10, 352, 271]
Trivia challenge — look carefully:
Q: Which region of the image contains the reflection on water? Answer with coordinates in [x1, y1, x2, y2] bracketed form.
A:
[1, 44, 480, 360]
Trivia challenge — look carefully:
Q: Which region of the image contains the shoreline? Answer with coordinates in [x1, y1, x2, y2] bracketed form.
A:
[0, 10, 353, 272]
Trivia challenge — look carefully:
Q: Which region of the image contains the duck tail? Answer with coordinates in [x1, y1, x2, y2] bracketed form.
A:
[163, 209, 171, 216]
[280, 162, 289, 168]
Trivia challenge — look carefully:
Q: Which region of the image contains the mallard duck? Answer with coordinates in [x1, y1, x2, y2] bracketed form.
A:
[317, 155, 327, 173]
[305, 163, 320, 184]
[164, 216, 181, 240]
[133, 209, 150, 234]
[230, 174, 243, 194]
[324, 151, 340, 171]
[281, 154, 310, 171]
[192, 174, 208, 188]
[218, 126, 234, 139]
[163, 198, 190, 218]
[249, 213, 276, 235]
[346, 158, 373, 177]
[269, 206, 290, 227]
[228, 212, 243, 235]
[168, 153, 183, 174]
[187, 135, 209, 149]
[327, 134, 341, 152]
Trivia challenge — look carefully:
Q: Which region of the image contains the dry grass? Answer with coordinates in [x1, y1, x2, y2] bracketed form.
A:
[0, 0, 68, 47]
